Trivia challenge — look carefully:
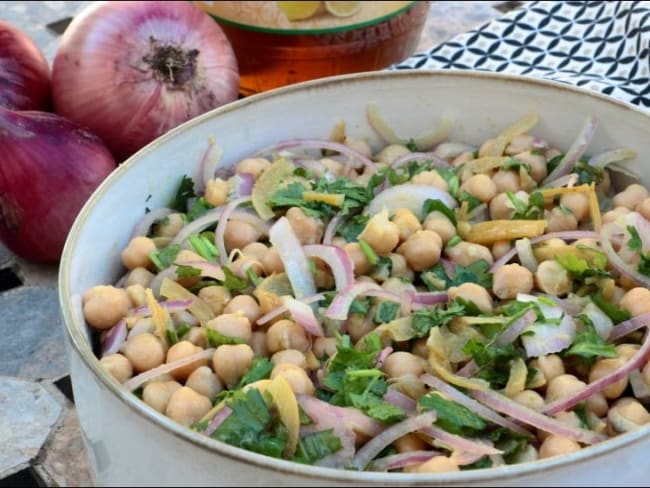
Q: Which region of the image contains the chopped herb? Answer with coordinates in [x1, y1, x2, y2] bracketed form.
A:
[462, 339, 521, 389]
[189, 234, 219, 261]
[488, 428, 532, 463]
[222, 267, 250, 292]
[321, 291, 369, 315]
[237, 357, 274, 389]
[422, 198, 457, 226]
[501, 157, 531, 173]
[149, 244, 181, 272]
[187, 197, 214, 221]
[563, 314, 617, 362]
[315, 177, 372, 216]
[374, 301, 401, 324]
[547, 154, 563, 174]
[626, 225, 650, 277]
[457, 190, 483, 212]
[246, 267, 263, 286]
[176, 264, 202, 279]
[268, 182, 325, 218]
[591, 291, 631, 324]
[555, 253, 610, 279]
[530, 148, 545, 156]
[507, 190, 544, 220]
[446, 235, 462, 247]
[206, 328, 246, 347]
[170, 175, 195, 212]
[574, 160, 604, 185]
[406, 138, 419, 152]
[358, 239, 379, 265]
[294, 429, 343, 465]
[419, 391, 486, 436]
[421, 259, 493, 291]
[372, 257, 393, 280]
[166, 323, 192, 346]
[435, 167, 460, 198]
[410, 301, 466, 338]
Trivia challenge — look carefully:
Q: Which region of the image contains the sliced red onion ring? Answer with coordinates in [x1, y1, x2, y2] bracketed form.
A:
[608, 311, 650, 341]
[131, 208, 174, 239]
[325, 281, 402, 321]
[390, 152, 451, 170]
[420, 373, 530, 435]
[252, 138, 377, 172]
[543, 328, 650, 416]
[407, 291, 449, 306]
[198, 139, 224, 194]
[383, 388, 417, 413]
[202, 406, 232, 437]
[256, 293, 325, 326]
[148, 267, 179, 297]
[269, 217, 317, 300]
[229, 172, 255, 198]
[126, 320, 154, 339]
[101, 319, 127, 357]
[170, 207, 224, 246]
[470, 388, 606, 444]
[323, 212, 344, 245]
[214, 196, 253, 265]
[542, 115, 598, 186]
[303, 244, 354, 291]
[123, 348, 215, 391]
[375, 347, 393, 369]
[368, 450, 441, 472]
[588, 148, 637, 168]
[600, 223, 650, 289]
[365, 184, 457, 220]
[282, 295, 324, 337]
[131, 298, 195, 317]
[351, 411, 438, 471]
[419, 425, 502, 455]
[497, 308, 538, 347]
[542, 173, 580, 190]
[521, 313, 576, 358]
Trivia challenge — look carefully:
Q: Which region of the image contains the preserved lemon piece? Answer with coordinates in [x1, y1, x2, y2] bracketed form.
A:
[325, 1, 362, 17]
[277, 1, 322, 21]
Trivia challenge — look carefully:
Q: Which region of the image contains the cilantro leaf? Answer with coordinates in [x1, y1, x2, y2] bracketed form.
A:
[421, 259, 493, 291]
[564, 314, 617, 361]
[206, 328, 246, 347]
[418, 391, 486, 436]
[149, 244, 181, 272]
[410, 301, 466, 338]
[555, 253, 610, 279]
[222, 267, 250, 292]
[374, 301, 401, 324]
[507, 191, 544, 220]
[626, 225, 650, 277]
[187, 197, 214, 221]
[237, 357, 273, 389]
[573, 160, 604, 185]
[170, 175, 195, 212]
[294, 429, 343, 464]
[462, 339, 521, 389]
[591, 291, 631, 324]
[457, 190, 483, 212]
[314, 177, 371, 216]
[336, 214, 370, 242]
[422, 198, 457, 226]
[189, 233, 219, 261]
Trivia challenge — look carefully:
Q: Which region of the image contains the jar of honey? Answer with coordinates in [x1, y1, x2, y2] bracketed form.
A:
[195, 1, 430, 96]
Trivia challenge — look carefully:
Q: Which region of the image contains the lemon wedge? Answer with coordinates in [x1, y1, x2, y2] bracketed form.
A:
[277, 1, 322, 21]
[324, 1, 362, 17]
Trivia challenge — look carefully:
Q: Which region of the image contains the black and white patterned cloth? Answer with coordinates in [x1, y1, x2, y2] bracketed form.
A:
[395, 1, 650, 108]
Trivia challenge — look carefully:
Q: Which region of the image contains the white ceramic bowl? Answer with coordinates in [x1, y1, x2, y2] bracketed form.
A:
[59, 70, 650, 486]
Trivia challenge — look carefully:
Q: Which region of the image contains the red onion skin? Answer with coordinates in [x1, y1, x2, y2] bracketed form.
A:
[0, 20, 51, 111]
[0, 107, 116, 263]
[51, 1, 239, 162]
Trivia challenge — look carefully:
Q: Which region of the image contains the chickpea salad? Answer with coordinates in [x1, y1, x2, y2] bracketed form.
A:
[84, 109, 650, 474]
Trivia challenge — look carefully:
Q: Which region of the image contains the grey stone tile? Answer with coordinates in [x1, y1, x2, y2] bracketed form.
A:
[0, 377, 63, 479]
[0, 287, 69, 381]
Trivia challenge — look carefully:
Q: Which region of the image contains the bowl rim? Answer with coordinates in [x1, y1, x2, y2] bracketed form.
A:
[59, 68, 650, 484]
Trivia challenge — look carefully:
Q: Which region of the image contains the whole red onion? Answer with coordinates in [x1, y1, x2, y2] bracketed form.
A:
[0, 20, 51, 111]
[51, 1, 240, 163]
[0, 107, 116, 263]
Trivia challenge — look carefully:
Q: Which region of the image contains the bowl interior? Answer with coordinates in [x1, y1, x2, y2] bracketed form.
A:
[59, 69, 650, 484]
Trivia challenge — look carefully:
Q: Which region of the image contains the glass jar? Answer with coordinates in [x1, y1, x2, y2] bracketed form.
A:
[195, 1, 430, 96]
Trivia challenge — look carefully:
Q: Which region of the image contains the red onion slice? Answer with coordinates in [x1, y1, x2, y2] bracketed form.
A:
[383, 388, 417, 413]
[351, 411, 438, 471]
[543, 173, 580, 190]
[470, 388, 606, 444]
[303, 244, 354, 291]
[521, 313, 576, 358]
[169, 207, 224, 247]
[101, 319, 127, 357]
[268, 217, 317, 300]
[252, 138, 377, 172]
[198, 139, 223, 194]
[543, 328, 650, 416]
[325, 281, 402, 321]
[202, 406, 232, 437]
[256, 293, 325, 326]
[123, 348, 215, 391]
[368, 450, 441, 472]
[419, 425, 502, 455]
[420, 374, 530, 435]
[407, 291, 449, 307]
[496, 308, 538, 347]
[323, 212, 344, 245]
[131, 208, 174, 239]
[608, 311, 650, 341]
[215, 196, 253, 265]
[282, 296, 324, 337]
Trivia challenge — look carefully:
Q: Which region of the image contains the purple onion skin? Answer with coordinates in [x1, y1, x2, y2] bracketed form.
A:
[0, 107, 116, 263]
[0, 20, 51, 111]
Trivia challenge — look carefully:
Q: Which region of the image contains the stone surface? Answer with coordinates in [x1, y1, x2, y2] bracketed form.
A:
[0, 287, 69, 381]
[0, 377, 63, 479]
[0, 243, 13, 269]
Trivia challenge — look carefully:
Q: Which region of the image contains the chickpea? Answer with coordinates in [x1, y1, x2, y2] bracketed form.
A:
[559, 192, 590, 222]
[512, 390, 545, 411]
[546, 207, 578, 233]
[382, 277, 416, 297]
[505, 135, 535, 155]
[343, 242, 373, 276]
[585, 392, 609, 418]
[396, 230, 442, 271]
[609, 397, 650, 431]
[183, 327, 207, 348]
[165, 386, 212, 427]
[260, 247, 284, 276]
[391, 208, 422, 243]
[125, 283, 148, 309]
[266, 319, 310, 353]
[207, 313, 252, 343]
[320, 157, 344, 177]
[83, 285, 131, 330]
[212, 344, 254, 388]
[387, 253, 415, 281]
[616, 343, 640, 362]
[492, 169, 520, 193]
[358, 210, 400, 256]
[535, 260, 573, 296]
[185, 365, 223, 400]
[152, 213, 185, 239]
[125, 267, 155, 289]
[422, 211, 456, 243]
[602, 206, 630, 225]
[285, 207, 324, 245]
[142, 380, 181, 413]
[452, 151, 473, 167]
[99, 353, 133, 383]
[414, 456, 459, 474]
[121, 236, 157, 270]
[224, 219, 262, 253]
[445, 241, 494, 267]
[613, 183, 649, 210]
[492, 264, 534, 300]
[447, 283, 493, 313]
[382, 352, 427, 379]
[490, 192, 526, 220]
[270, 363, 315, 395]
[491, 240, 512, 261]
[344, 137, 373, 159]
[271, 349, 308, 369]
[460, 174, 497, 203]
[538, 435, 581, 459]
[346, 313, 374, 343]
[374, 144, 410, 165]
[122, 333, 166, 373]
[198, 286, 231, 315]
[514, 150, 548, 183]
[204, 178, 230, 207]
[231, 256, 264, 280]
[224, 295, 262, 325]
[165, 341, 208, 381]
[393, 433, 429, 453]
[250, 331, 268, 357]
[545, 374, 586, 403]
[529, 354, 565, 385]
[312, 336, 339, 359]
[589, 357, 628, 399]
[235, 158, 271, 179]
[619, 287, 650, 316]
[636, 197, 650, 221]
[410, 170, 449, 192]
